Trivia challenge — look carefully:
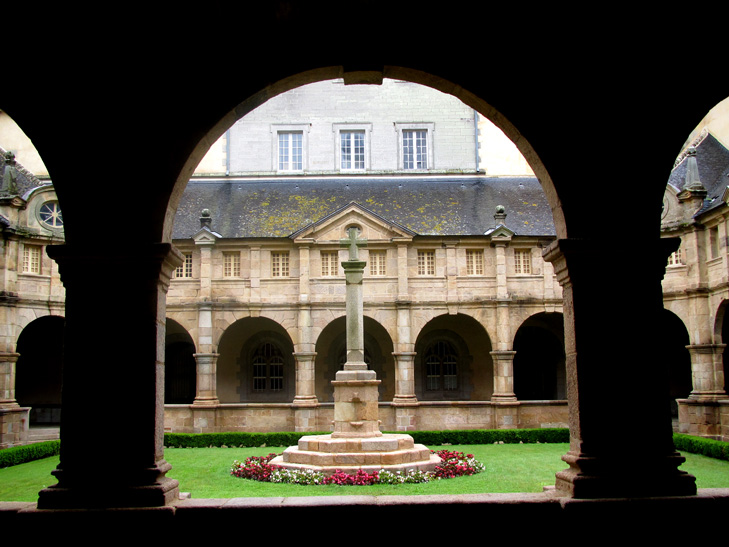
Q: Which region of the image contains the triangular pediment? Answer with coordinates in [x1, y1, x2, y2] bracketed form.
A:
[292, 201, 415, 244]
[193, 226, 222, 244]
[484, 224, 515, 239]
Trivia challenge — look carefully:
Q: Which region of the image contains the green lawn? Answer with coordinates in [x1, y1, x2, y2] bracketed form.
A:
[2, 443, 727, 502]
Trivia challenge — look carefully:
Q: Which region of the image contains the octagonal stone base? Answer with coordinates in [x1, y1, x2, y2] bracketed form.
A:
[269, 433, 441, 476]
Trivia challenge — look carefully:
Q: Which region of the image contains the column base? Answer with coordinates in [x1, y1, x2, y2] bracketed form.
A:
[37, 462, 180, 509]
[553, 450, 697, 499]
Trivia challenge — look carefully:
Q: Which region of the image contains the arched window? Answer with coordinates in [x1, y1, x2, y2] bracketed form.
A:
[252, 342, 285, 392]
[424, 340, 458, 391]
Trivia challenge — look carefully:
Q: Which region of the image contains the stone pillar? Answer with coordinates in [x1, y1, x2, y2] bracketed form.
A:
[193, 353, 220, 406]
[491, 350, 517, 401]
[687, 344, 726, 400]
[543, 238, 696, 498]
[0, 351, 29, 448]
[0, 351, 20, 408]
[38, 243, 182, 509]
[293, 351, 318, 405]
[392, 351, 417, 431]
[293, 351, 318, 432]
[332, 227, 381, 439]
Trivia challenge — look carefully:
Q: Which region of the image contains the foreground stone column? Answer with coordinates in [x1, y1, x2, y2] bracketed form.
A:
[543, 238, 696, 498]
[38, 243, 182, 509]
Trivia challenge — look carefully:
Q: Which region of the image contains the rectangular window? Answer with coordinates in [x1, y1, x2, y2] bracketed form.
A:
[369, 250, 386, 276]
[321, 251, 339, 276]
[340, 130, 365, 170]
[271, 251, 289, 277]
[23, 245, 42, 274]
[667, 249, 683, 266]
[514, 249, 532, 274]
[223, 252, 240, 277]
[278, 131, 303, 171]
[466, 249, 484, 275]
[403, 129, 428, 169]
[710, 227, 719, 259]
[175, 253, 193, 278]
[417, 250, 435, 276]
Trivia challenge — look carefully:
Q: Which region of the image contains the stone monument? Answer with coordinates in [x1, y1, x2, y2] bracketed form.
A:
[271, 226, 440, 475]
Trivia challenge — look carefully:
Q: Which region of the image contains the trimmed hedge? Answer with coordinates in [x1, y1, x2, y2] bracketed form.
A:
[673, 433, 729, 462]
[163, 428, 570, 448]
[0, 440, 60, 469]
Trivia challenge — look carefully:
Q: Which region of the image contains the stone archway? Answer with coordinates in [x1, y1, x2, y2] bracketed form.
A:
[413, 313, 493, 401]
[314, 315, 394, 402]
[513, 312, 566, 401]
[164, 318, 196, 404]
[216, 316, 295, 403]
[658, 309, 692, 419]
[15, 315, 65, 425]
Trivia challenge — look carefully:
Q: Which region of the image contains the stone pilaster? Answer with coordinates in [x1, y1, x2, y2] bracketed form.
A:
[543, 238, 696, 498]
[37, 243, 182, 509]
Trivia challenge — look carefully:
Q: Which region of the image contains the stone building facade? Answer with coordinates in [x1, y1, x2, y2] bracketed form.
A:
[163, 79, 566, 435]
[2, 79, 728, 446]
[660, 130, 729, 440]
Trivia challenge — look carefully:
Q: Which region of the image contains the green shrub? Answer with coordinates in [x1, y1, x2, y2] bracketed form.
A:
[0, 441, 60, 468]
[673, 433, 729, 461]
[163, 428, 570, 448]
[163, 431, 328, 448]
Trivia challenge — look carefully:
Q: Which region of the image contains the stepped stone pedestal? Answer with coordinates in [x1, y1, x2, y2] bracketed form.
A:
[271, 227, 439, 475]
[271, 366, 440, 475]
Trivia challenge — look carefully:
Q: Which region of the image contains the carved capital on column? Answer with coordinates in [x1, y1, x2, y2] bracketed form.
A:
[47, 243, 184, 292]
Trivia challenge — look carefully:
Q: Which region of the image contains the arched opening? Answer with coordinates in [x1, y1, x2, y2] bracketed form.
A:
[414, 314, 492, 401]
[658, 310, 692, 419]
[164, 318, 196, 404]
[216, 317, 295, 403]
[314, 315, 394, 402]
[15, 315, 64, 425]
[513, 312, 566, 401]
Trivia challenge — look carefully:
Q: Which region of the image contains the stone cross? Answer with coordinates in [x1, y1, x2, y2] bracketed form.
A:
[340, 226, 367, 261]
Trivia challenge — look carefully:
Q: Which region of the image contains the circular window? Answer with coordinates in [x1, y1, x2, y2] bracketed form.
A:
[39, 201, 63, 228]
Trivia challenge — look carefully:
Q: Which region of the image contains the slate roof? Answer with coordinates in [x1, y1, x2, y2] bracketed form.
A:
[172, 176, 556, 240]
[0, 147, 45, 199]
[667, 133, 729, 218]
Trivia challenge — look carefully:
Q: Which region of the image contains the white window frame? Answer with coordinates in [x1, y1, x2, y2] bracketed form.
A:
[667, 245, 683, 266]
[514, 248, 532, 275]
[321, 250, 339, 277]
[417, 249, 435, 276]
[22, 244, 42, 274]
[175, 253, 193, 278]
[271, 251, 290, 278]
[223, 251, 241, 277]
[272, 124, 309, 173]
[369, 250, 386, 276]
[396, 123, 434, 171]
[334, 123, 371, 172]
[466, 249, 484, 276]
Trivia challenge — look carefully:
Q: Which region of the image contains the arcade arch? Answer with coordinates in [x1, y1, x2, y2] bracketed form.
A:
[314, 315, 395, 402]
[513, 312, 566, 401]
[164, 319, 196, 404]
[15, 315, 65, 425]
[413, 313, 493, 401]
[216, 316, 295, 403]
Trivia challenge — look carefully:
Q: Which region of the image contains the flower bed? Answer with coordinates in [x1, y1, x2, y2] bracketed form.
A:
[230, 450, 485, 486]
